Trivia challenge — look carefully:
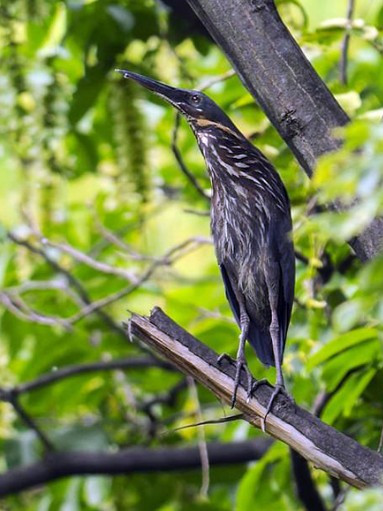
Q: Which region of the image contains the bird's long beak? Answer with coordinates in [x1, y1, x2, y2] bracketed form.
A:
[115, 69, 184, 107]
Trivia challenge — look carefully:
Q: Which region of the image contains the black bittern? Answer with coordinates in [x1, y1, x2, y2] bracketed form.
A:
[116, 69, 295, 425]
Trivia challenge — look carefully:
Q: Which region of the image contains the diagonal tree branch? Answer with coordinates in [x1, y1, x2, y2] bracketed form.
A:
[128, 307, 383, 489]
[0, 391, 55, 452]
[185, 0, 383, 261]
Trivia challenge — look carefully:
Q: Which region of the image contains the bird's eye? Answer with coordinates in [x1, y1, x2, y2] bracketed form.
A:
[190, 94, 201, 106]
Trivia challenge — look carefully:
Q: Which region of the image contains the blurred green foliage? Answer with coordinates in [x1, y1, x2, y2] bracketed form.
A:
[1, 0, 383, 509]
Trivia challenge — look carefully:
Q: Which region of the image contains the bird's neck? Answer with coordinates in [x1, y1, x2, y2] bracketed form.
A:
[192, 117, 244, 140]
[191, 123, 249, 182]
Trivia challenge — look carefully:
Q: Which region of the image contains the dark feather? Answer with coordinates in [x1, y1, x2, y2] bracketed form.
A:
[220, 263, 275, 367]
[271, 214, 295, 362]
[219, 209, 295, 368]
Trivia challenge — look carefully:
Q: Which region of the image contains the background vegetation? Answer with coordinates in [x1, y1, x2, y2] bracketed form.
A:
[1, 0, 383, 509]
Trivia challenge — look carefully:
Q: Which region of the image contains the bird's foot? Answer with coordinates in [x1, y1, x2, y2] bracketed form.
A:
[217, 352, 236, 366]
[260, 384, 289, 433]
[217, 353, 254, 409]
[230, 357, 253, 409]
[250, 378, 270, 395]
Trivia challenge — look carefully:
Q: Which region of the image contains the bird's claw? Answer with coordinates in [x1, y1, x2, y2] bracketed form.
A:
[217, 353, 236, 366]
[231, 358, 253, 409]
[260, 384, 289, 433]
[217, 353, 253, 408]
[250, 378, 270, 395]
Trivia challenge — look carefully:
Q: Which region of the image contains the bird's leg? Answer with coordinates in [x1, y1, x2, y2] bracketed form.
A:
[260, 308, 287, 432]
[230, 305, 253, 408]
[260, 267, 289, 432]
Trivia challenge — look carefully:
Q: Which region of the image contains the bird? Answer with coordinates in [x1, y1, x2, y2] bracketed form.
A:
[116, 69, 295, 427]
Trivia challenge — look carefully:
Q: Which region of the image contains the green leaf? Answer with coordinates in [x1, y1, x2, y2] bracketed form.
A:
[307, 328, 378, 369]
[107, 5, 134, 33]
[321, 339, 380, 390]
[84, 476, 111, 506]
[332, 299, 366, 332]
[68, 65, 107, 125]
[334, 92, 362, 116]
[236, 442, 287, 511]
[39, 2, 67, 57]
[322, 368, 376, 424]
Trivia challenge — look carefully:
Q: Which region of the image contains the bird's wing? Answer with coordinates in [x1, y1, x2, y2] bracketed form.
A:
[219, 263, 240, 325]
[220, 261, 275, 366]
[272, 215, 295, 358]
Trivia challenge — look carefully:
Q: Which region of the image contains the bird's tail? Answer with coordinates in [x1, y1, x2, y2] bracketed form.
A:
[247, 325, 276, 367]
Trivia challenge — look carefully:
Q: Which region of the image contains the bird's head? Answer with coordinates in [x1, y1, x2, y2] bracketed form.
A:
[115, 69, 239, 134]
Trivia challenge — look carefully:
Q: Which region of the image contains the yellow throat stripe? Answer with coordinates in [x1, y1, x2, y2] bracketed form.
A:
[195, 119, 242, 140]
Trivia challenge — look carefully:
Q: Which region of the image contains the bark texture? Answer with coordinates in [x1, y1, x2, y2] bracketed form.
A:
[129, 307, 383, 489]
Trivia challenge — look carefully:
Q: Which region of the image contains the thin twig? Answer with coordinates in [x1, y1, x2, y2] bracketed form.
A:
[0, 358, 178, 452]
[67, 237, 211, 324]
[39, 238, 138, 283]
[164, 236, 212, 262]
[0, 292, 72, 330]
[95, 221, 154, 261]
[6, 394, 55, 452]
[196, 307, 236, 324]
[187, 377, 210, 498]
[331, 490, 348, 511]
[340, 0, 356, 85]
[198, 69, 236, 92]
[7, 232, 128, 339]
[378, 427, 383, 453]
[5, 278, 85, 306]
[7, 232, 210, 329]
[183, 208, 210, 217]
[11, 357, 175, 395]
[64, 264, 155, 323]
[139, 379, 188, 435]
[89, 205, 165, 258]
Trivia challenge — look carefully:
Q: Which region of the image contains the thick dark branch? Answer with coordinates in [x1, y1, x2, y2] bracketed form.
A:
[128, 307, 383, 489]
[185, 0, 383, 260]
[291, 449, 327, 511]
[1, 360, 172, 453]
[0, 439, 271, 497]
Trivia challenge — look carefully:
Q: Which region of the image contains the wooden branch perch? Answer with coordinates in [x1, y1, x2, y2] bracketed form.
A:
[129, 307, 383, 489]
